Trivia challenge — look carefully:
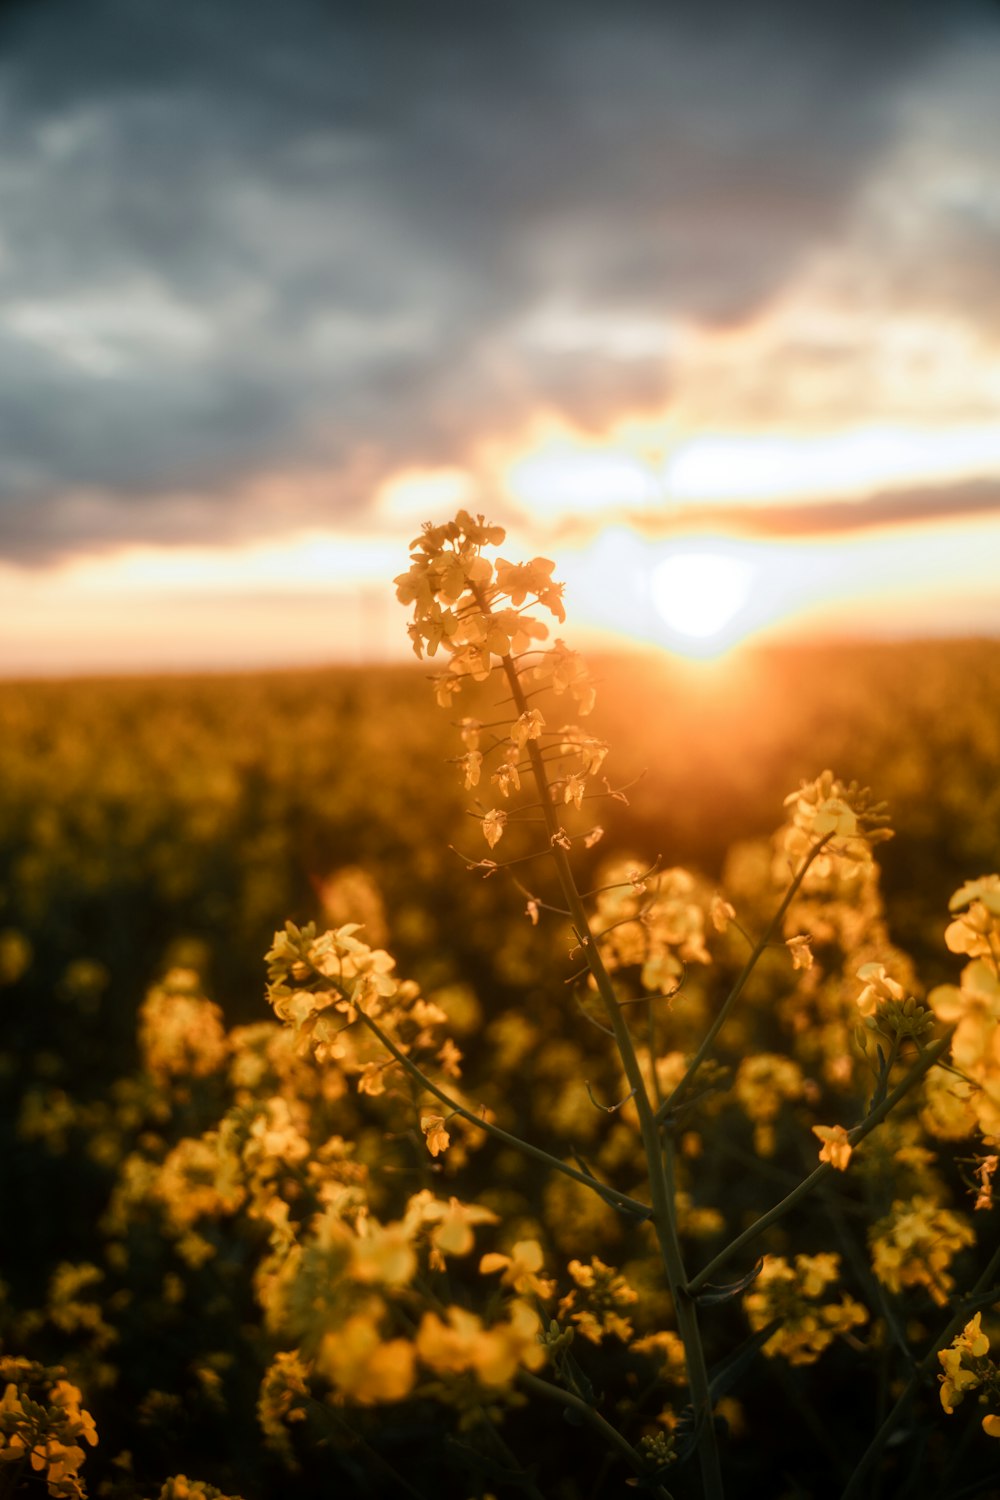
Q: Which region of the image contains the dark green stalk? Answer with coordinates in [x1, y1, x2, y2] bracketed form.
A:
[659, 832, 833, 1122]
[498, 651, 725, 1500]
[688, 1030, 954, 1294]
[356, 1007, 651, 1220]
[517, 1369, 674, 1498]
[840, 1238, 1000, 1500]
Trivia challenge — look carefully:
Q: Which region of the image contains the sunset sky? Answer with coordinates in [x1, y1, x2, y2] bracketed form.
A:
[2, 0, 1000, 675]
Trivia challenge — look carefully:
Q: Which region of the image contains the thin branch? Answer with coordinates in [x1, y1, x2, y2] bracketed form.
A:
[578, 858, 664, 901]
[573, 992, 615, 1035]
[840, 1234, 1000, 1500]
[356, 1007, 652, 1221]
[687, 1029, 954, 1295]
[585, 1080, 638, 1114]
[517, 1370, 674, 1499]
[659, 832, 835, 1121]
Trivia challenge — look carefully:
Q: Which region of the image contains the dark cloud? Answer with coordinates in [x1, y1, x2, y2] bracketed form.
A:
[0, 0, 997, 561]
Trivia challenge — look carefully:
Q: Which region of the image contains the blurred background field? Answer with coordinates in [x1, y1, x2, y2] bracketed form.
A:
[2, 639, 1000, 1498]
[3, 638, 998, 1042]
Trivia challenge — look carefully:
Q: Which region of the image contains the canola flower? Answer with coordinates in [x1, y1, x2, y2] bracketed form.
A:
[9, 512, 1000, 1497]
[938, 1313, 1000, 1437]
[0, 1360, 97, 1500]
[743, 1254, 868, 1365]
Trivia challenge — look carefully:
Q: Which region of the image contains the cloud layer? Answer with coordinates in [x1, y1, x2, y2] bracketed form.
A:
[2, 0, 999, 563]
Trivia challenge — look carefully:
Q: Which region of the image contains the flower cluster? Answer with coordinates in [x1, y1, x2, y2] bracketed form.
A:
[854, 961, 934, 1043]
[938, 1313, 1000, 1437]
[780, 772, 893, 874]
[592, 861, 712, 998]
[0, 1359, 98, 1500]
[929, 876, 1000, 1138]
[868, 1196, 974, 1306]
[557, 1256, 638, 1345]
[155, 1479, 245, 1500]
[733, 1053, 806, 1157]
[743, 1254, 868, 1365]
[395, 513, 553, 673]
[265, 920, 460, 1094]
[395, 511, 601, 851]
[138, 968, 229, 1085]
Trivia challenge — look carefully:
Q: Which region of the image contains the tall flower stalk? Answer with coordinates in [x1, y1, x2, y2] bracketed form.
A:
[389, 510, 981, 1497]
[395, 513, 730, 1489]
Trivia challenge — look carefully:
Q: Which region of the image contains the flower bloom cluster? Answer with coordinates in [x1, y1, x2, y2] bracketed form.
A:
[854, 961, 933, 1043]
[929, 876, 1000, 1137]
[395, 511, 602, 850]
[137, 968, 229, 1085]
[938, 1313, 1000, 1437]
[868, 1196, 974, 1306]
[557, 1256, 639, 1345]
[743, 1254, 868, 1365]
[592, 862, 712, 997]
[733, 1053, 805, 1157]
[0, 1359, 98, 1500]
[265, 920, 460, 1095]
[258, 1188, 545, 1408]
[156, 1480, 246, 1500]
[780, 772, 892, 875]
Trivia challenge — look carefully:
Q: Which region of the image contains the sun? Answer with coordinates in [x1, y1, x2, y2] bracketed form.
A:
[650, 550, 754, 653]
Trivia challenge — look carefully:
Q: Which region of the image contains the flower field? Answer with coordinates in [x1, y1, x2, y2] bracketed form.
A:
[2, 521, 1000, 1500]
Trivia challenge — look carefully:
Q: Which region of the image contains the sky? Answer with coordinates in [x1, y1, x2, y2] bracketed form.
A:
[2, 0, 1000, 675]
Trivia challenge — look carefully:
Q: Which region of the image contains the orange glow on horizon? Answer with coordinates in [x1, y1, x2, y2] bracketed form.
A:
[2, 481, 999, 678]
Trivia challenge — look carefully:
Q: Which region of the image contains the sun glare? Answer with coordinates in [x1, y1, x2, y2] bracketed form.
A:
[650, 551, 754, 639]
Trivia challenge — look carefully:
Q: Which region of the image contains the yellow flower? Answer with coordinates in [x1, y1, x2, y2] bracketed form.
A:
[786, 934, 813, 971]
[510, 708, 545, 750]
[558, 1257, 638, 1345]
[855, 961, 905, 1018]
[350, 1220, 417, 1287]
[416, 1301, 545, 1386]
[869, 1196, 974, 1306]
[482, 809, 507, 849]
[938, 1314, 991, 1414]
[459, 751, 483, 788]
[404, 1191, 499, 1263]
[939, 1345, 981, 1413]
[744, 1254, 868, 1365]
[710, 894, 736, 933]
[945, 876, 1000, 960]
[480, 1240, 556, 1298]
[317, 1315, 416, 1404]
[421, 1114, 450, 1158]
[813, 1124, 853, 1171]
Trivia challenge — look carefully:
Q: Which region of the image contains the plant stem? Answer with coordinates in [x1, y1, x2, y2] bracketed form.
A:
[688, 1031, 954, 1295]
[518, 1369, 675, 1499]
[659, 832, 833, 1122]
[357, 1007, 651, 1220]
[840, 1238, 1000, 1500]
[500, 652, 726, 1500]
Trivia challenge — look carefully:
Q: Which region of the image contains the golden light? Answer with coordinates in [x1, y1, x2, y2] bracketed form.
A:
[499, 416, 1000, 524]
[505, 436, 655, 517]
[650, 551, 754, 645]
[664, 423, 1000, 503]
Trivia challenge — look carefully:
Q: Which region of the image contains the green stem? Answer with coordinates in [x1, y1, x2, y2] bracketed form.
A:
[659, 832, 833, 1122]
[840, 1238, 1000, 1500]
[357, 1007, 650, 1221]
[499, 652, 725, 1500]
[688, 1030, 954, 1295]
[517, 1369, 674, 1499]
